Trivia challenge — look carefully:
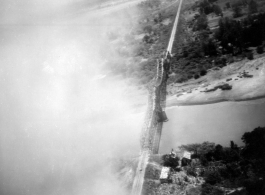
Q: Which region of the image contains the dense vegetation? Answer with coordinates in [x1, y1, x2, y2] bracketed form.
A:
[101, 0, 178, 86]
[216, 13, 265, 54]
[169, 0, 265, 83]
[141, 127, 265, 195]
[101, 0, 265, 87]
[173, 127, 265, 195]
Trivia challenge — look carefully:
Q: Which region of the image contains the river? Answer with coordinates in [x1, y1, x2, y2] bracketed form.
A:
[159, 98, 265, 153]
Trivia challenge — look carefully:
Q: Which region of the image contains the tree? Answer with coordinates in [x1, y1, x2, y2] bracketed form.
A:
[143, 25, 153, 34]
[213, 5, 222, 16]
[179, 143, 201, 156]
[200, 69, 207, 76]
[246, 52, 254, 60]
[243, 178, 265, 195]
[242, 127, 265, 162]
[194, 74, 200, 79]
[213, 144, 224, 161]
[248, 0, 258, 14]
[199, 0, 213, 15]
[162, 154, 180, 168]
[242, 126, 265, 188]
[226, 2, 231, 9]
[224, 149, 240, 163]
[142, 35, 153, 44]
[203, 39, 217, 56]
[200, 155, 209, 166]
[230, 141, 238, 149]
[199, 142, 216, 155]
[154, 13, 162, 23]
[215, 18, 224, 41]
[226, 162, 242, 177]
[232, 4, 242, 18]
[257, 45, 264, 54]
[179, 142, 215, 157]
[242, 0, 248, 6]
[205, 171, 222, 185]
[199, 30, 210, 41]
[194, 14, 208, 31]
[215, 18, 244, 53]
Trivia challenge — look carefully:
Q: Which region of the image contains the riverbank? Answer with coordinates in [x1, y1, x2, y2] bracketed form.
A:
[160, 98, 265, 153]
[167, 55, 265, 107]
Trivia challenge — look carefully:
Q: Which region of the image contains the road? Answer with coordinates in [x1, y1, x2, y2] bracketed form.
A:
[167, 0, 184, 54]
[131, 151, 150, 195]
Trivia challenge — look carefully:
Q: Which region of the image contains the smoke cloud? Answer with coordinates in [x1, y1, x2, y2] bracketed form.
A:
[0, 1, 144, 195]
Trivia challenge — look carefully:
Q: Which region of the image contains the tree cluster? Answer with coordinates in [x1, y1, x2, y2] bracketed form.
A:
[215, 13, 265, 54]
[198, 0, 222, 16]
[162, 154, 180, 169]
[180, 127, 265, 195]
[232, 0, 258, 18]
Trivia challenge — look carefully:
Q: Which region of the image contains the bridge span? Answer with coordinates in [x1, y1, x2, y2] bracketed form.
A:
[131, 0, 184, 194]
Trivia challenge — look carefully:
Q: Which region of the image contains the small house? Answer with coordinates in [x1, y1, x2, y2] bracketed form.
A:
[159, 167, 171, 183]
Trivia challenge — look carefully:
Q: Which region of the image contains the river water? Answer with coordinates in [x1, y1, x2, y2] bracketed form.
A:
[159, 98, 265, 154]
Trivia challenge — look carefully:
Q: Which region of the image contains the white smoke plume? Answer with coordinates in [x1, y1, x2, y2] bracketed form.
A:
[0, 0, 145, 194]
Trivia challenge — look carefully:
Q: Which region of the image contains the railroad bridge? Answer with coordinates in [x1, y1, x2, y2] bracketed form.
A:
[140, 56, 170, 154]
[131, 0, 183, 194]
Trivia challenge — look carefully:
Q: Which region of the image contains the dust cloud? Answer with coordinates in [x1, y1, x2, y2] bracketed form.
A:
[0, 1, 144, 195]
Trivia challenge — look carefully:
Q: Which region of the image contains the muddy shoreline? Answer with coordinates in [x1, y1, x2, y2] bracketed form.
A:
[167, 56, 265, 107]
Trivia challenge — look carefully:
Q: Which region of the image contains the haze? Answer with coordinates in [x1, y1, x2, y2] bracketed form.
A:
[0, 0, 143, 195]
